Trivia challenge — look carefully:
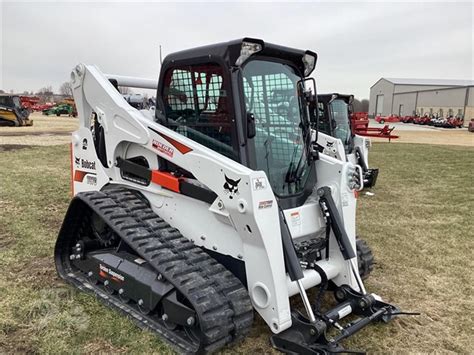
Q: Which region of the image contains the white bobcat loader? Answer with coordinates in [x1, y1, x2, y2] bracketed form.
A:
[312, 94, 378, 189]
[55, 38, 405, 354]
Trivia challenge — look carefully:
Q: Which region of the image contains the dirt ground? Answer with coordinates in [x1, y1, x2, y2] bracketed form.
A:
[372, 128, 473, 146]
[1, 113, 472, 147]
[0, 112, 78, 146]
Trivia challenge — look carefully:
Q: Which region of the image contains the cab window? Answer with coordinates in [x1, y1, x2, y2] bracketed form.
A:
[162, 63, 237, 160]
[0, 96, 11, 107]
[317, 101, 331, 135]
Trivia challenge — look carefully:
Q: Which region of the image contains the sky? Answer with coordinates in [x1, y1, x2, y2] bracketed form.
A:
[1, 1, 473, 100]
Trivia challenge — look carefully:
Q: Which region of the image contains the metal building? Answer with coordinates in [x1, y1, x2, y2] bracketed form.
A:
[368, 78, 474, 124]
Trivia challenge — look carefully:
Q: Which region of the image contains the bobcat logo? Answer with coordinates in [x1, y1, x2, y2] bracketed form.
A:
[74, 156, 80, 166]
[223, 175, 241, 199]
[324, 141, 337, 158]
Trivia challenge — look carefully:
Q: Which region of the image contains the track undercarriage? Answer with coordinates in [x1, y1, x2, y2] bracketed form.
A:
[56, 186, 403, 354]
[55, 187, 253, 353]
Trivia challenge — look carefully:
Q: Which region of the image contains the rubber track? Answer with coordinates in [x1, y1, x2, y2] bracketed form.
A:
[57, 187, 253, 353]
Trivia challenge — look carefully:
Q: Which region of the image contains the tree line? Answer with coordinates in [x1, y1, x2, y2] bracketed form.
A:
[352, 98, 369, 113]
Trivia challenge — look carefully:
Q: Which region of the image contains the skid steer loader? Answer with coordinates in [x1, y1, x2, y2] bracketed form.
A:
[55, 38, 405, 354]
[0, 94, 34, 126]
[313, 94, 378, 188]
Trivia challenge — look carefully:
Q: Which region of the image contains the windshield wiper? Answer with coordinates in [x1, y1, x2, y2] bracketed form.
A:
[284, 132, 307, 188]
[288, 84, 314, 185]
[285, 144, 299, 185]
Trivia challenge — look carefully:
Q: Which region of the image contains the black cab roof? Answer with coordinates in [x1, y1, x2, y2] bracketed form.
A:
[161, 37, 317, 77]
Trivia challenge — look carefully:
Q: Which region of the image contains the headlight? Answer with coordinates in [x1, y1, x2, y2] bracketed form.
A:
[236, 41, 263, 66]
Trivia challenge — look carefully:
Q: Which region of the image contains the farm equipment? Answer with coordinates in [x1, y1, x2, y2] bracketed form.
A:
[33, 102, 54, 111]
[55, 38, 405, 354]
[413, 115, 431, 125]
[43, 103, 76, 117]
[429, 116, 445, 127]
[20, 96, 40, 112]
[427, 115, 464, 128]
[313, 93, 379, 188]
[468, 119, 474, 132]
[0, 94, 34, 126]
[349, 112, 369, 134]
[348, 112, 398, 142]
[375, 114, 399, 124]
[446, 116, 464, 128]
[400, 115, 417, 123]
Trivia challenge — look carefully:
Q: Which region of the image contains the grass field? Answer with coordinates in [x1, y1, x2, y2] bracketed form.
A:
[1, 142, 473, 353]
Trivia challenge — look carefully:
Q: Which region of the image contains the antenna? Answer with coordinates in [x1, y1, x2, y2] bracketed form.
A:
[159, 45, 163, 66]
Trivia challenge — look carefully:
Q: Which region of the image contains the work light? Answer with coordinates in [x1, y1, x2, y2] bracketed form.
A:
[236, 41, 263, 66]
[302, 52, 317, 76]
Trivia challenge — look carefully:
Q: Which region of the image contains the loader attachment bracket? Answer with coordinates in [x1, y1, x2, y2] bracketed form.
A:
[271, 285, 401, 354]
[363, 168, 378, 188]
[355, 147, 379, 188]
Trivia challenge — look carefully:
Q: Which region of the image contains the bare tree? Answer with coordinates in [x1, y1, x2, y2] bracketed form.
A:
[36, 86, 54, 103]
[360, 99, 369, 112]
[352, 98, 362, 112]
[352, 98, 369, 112]
[0, 89, 5, 94]
[59, 81, 73, 97]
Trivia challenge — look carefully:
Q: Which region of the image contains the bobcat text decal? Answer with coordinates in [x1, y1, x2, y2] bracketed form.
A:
[152, 139, 174, 158]
[74, 157, 96, 170]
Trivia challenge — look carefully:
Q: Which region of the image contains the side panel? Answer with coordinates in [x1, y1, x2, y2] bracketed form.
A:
[316, 132, 347, 162]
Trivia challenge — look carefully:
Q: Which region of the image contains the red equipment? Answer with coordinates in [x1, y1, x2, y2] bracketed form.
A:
[375, 114, 400, 124]
[446, 116, 464, 128]
[32, 102, 55, 111]
[422, 116, 433, 125]
[352, 112, 368, 120]
[355, 124, 399, 142]
[349, 112, 399, 141]
[400, 115, 417, 123]
[19, 96, 40, 111]
[414, 115, 431, 125]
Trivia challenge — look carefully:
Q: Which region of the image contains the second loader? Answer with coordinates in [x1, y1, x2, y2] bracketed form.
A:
[0, 94, 34, 126]
[55, 38, 410, 354]
[312, 93, 379, 189]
